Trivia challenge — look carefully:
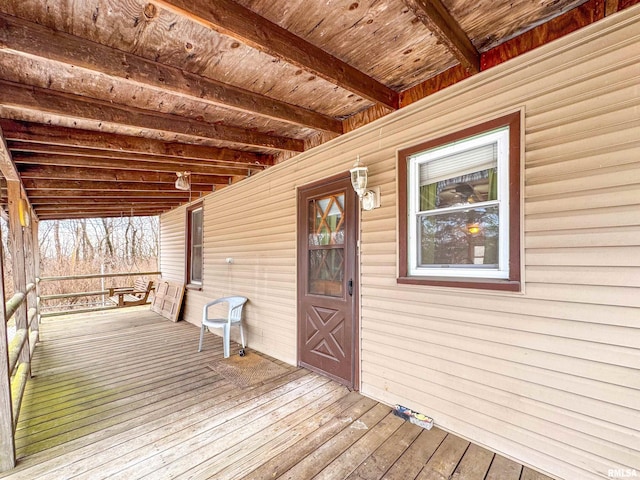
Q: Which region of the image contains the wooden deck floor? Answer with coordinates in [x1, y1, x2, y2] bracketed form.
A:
[0, 307, 553, 480]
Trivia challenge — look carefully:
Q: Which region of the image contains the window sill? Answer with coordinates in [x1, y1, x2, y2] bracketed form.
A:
[185, 283, 203, 291]
[397, 276, 521, 292]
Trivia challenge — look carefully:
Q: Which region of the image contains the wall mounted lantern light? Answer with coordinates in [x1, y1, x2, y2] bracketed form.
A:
[349, 156, 380, 211]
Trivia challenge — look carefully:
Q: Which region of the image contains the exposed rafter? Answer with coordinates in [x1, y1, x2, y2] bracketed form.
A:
[0, 81, 305, 152]
[34, 206, 169, 215]
[401, 0, 480, 73]
[0, 125, 19, 181]
[155, 0, 399, 109]
[25, 190, 197, 199]
[0, 14, 342, 135]
[31, 199, 180, 208]
[0, 0, 613, 221]
[19, 178, 222, 193]
[18, 167, 230, 185]
[0, 120, 273, 167]
[36, 210, 167, 220]
[12, 153, 257, 177]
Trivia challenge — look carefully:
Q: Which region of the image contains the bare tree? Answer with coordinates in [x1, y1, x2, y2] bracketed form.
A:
[54, 221, 62, 259]
[101, 218, 114, 258]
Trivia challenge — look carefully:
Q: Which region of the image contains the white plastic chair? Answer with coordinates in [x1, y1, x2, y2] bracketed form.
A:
[198, 296, 248, 358]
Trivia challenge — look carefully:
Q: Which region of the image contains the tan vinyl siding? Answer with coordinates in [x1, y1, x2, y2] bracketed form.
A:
[159, 206, 185, 283]
[159, 8, 640, 480]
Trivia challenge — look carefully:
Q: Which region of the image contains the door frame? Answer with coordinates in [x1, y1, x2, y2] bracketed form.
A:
[296, 172, 360, 390]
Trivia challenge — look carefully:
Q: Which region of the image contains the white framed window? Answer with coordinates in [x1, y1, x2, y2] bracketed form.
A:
[398, 112, 521, 291]
[187, 204, 203, 286]
[408, 127, 509, 278]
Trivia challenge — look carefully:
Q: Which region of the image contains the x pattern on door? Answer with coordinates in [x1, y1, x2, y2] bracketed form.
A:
[305, 305, 346, 363]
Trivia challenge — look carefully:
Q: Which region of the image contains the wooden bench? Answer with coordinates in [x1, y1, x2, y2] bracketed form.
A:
[108, 278, 154, 307]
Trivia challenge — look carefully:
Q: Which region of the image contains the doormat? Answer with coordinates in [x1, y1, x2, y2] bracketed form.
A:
[208, 351, 290, 388]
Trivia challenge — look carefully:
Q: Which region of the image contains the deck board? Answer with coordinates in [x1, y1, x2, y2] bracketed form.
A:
[415, 433, 470, 480]
[0, 307, 555, 480]
[344, 421, 423, 480]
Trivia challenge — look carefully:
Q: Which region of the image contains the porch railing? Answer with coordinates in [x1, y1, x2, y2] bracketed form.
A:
[38, 271, 161, 317]
[5, 281, 38, 431]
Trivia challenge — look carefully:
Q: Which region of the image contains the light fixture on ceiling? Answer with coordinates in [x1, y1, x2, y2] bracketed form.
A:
[349, 156, 380, 211]
[175, 171, 191, 191]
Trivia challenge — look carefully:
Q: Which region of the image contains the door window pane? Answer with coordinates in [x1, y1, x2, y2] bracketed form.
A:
[307, 192, 346, 297]
[308, 248, 344, 297]
[308, 194, 345, 246]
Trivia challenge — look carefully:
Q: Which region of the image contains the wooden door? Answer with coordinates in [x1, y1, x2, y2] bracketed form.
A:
[297, 174, 359, 389]
[151, 280, 185, 322]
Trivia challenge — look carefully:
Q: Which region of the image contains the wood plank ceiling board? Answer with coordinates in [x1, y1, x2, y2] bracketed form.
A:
[0, 52, 320, 140]
[0, 0, 384, 119]
[0, 13, 341, 136]
[231, 0, 458, 91]
[0, 120, 273, 167]
[0, 109, 293, 156]
[10, 150, 261, 175]
[153, 0, 400, 108]
[26, 191, 196, 199]
[20, 178, 222, 193]
[0, 81, 305, 152]
[445, 0, 592, 51]
[7, 145, 267, 171]
[0, 0, 619, 220]
[16, 165, 236, 184]
[401, 0, 480, 73]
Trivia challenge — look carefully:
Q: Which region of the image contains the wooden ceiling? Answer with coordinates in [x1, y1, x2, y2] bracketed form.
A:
[0, 0, 624, 220]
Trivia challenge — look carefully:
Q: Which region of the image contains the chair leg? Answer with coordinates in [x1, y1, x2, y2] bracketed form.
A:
[222, 325, 230, 359]
[198, 324, 206, 352]
[239, 323, 246, 349]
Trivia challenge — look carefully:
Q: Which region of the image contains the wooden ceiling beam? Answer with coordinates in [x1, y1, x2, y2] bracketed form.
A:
[38, 213, 166, 220]
[32, 199, 179, 207]
[0, 120, 273, 166]
[21, 179, 219, 193]
[156, 0, 399, 109]
[401, 0, 480, 73]
[8, 142, 269, 171]
[0, 81, 304, 152]
[34, 204, 174, 213]
[12, 153, 256, 177]
[0, 14, 342, 135]
[35, 210, 169, 217]
[23, 190, 201, 199]
[0, 125, 38, 223]
[18, 165, 233, 185]
[0, 125, 19, 181]
[37, 208, 166, 219]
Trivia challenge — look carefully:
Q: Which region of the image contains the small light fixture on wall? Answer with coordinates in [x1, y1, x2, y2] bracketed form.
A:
[175, 171, 191, 191]
[349, 156, 380, 211]
[18, 198, 30, 227]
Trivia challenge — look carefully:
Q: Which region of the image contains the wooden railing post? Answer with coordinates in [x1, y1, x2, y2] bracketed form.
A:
[6, 181, 30, 372]
[0, 214, 16, 472]
[25, 217, 39, 353]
